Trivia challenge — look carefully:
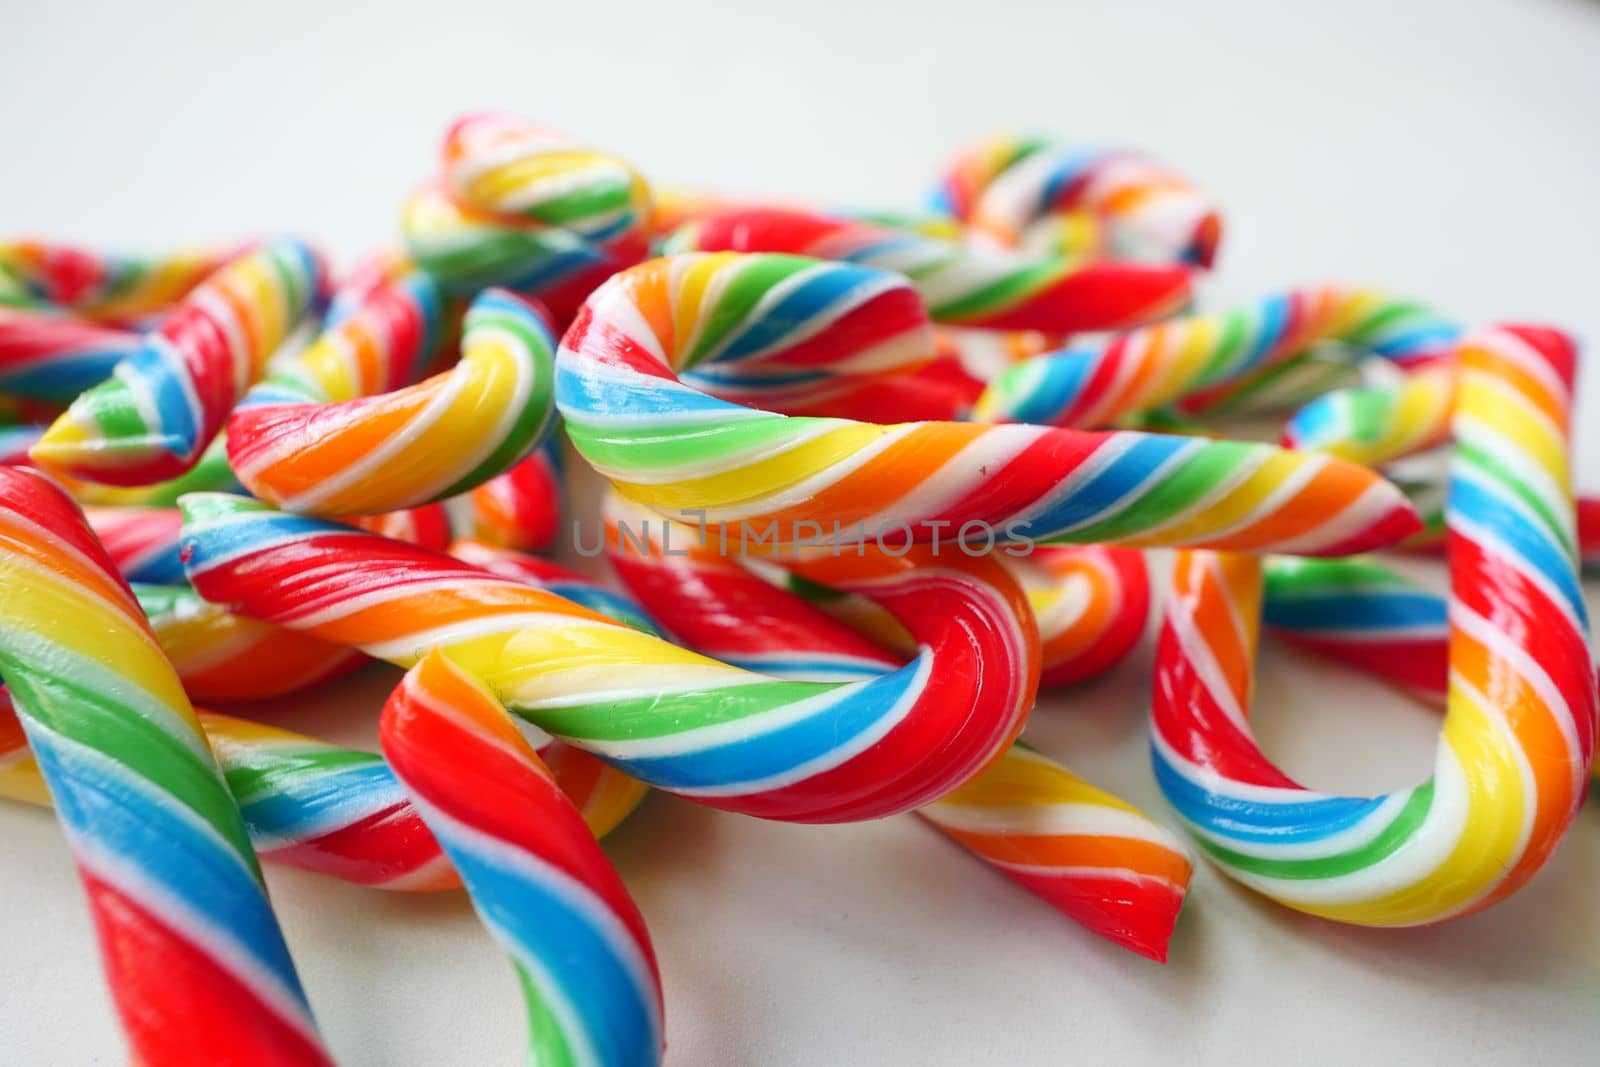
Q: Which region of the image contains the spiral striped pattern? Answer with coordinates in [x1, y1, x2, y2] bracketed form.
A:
[1261, 557, 1448, 705]
[85, 502, 455, 584]
[469, 437, 565, 553]
[1151, 325, 1596, 925]
[403, 112, 653, 321]
[132, 583, 363, 702]
[382, 652, 665, 1066]
[85, 505, 185, 583]
[598, 501, 1190, 960]
[238, 265, 444, 408]
[180, 492, 1037, 823]
[31, 239, 327, 486]
[975, 287, 1459, 429]
[229, 287, 557, 514]
[0, 467, 329, 1062]
[62, 433, 244, 507]
[558, 253, 1420, 556]
[669, 207, 1193, 334]
[1283, 362, 1457, 464]
[0, 240, 229, 323]
[933, 136, 1222, 268]
[0, 694, 456, 891]
[1004, 546, 1150, 687]
[0, 309, 142, 401]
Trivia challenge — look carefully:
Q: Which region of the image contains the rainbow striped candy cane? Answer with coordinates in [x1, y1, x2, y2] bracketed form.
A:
[933, 136, 1222, 268]
[179, 493, 1036, 823]
[1150, 325, 1597, 924]
[599, 503, 1191, 960]
[1283, 361, 1457, 463]
[0, 466, 330, 1062]
[557, 253, 1420, 556]
[974, 287, 1458, 429]
[228, 287, 556, 514]
[383, 651, 665, 1065]
[31, 239, 327, 486]
[668, 207, 1194, 334]
[403, 112, 654, 322]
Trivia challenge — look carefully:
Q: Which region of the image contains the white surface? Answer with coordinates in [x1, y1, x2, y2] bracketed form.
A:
[6, 0, 1600, 1063]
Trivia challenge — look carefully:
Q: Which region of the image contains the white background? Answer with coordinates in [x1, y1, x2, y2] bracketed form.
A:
[6, 0, 1600, 1063]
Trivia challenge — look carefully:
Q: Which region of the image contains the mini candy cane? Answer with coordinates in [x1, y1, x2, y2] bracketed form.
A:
[933, 136, 1222, 268]
[403, 112, 653, 322]
[599, 503, 1190, 960]
[668, 207, 1194, 334]
[974, 287, 1458, 429]
[0, 239, 230, 323]
[0, 309, 142, 401]
[180, 493, 1036, 823]
[558, 253, 1420, 556]
[383, 652, 665, 1065]
[0, 692, 455, 891]
[228, 287, 556, 514]
[31, 239, 327, 486]
[1151, 325, 1596, 925]
[0, 467, 329, 1062]
[468, 438, 564, 553]
[132, 583, 364, 702]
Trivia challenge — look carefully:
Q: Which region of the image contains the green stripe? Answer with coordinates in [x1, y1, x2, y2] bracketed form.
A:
[930, 260, 1056, 321]
[515, 679, 836, 741]
[1197, 782, 1433, 880]
[565, 412, 808, 472]
[682, 256, 813, 370]
[1459, 441, 1574, 557]
[1, 656, 260, 873]
[1056, 442, 1247, 543]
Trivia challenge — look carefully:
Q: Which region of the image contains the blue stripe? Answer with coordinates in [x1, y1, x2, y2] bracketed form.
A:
[1241, 293, 1291, 371]
[23, 722, 310, 1007]
[1262, 591, 1447, 632]
[1152, 746, 1390, 843]
[0, 350, 130, 400]
[998, 350, 1094, 425]
[181, 506, 361, 573]
[1450, 472, 1585, 620]
[120, 543, 188, 585]
[556, 363, 752, 419]
[1283, 394, 1343, 447]
[236, 760, 403, 839]
[444, 839, 658, 1067]
[714, 264, 887, 365]
[591, 655, 927, 791]
[125, 341, 200, 446]
[1024, 435, 1194, 534]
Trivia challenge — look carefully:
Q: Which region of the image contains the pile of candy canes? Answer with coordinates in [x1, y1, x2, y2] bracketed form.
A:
[0, 112, 1593, 1065]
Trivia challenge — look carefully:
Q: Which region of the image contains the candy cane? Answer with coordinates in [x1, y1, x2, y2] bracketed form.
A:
[180, 492, 1036, 823]
[933, 136, 1222, 268]
[599, 502, 1191, 960]
[228, 287, 557, 514]
[558, 252, 1419, 555]
[402, 112, 654, 322]
[1150, 325, 1596, 924]
[974, 287, 1457, 429]
[0, 467, 330, 1062]
[668, 207, 1194, 334]
[31, 239, 327, 486]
